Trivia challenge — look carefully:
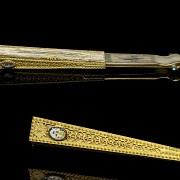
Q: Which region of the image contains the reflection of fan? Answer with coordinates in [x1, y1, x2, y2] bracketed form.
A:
[45, 175, 64, 180]
[29, 169, 114, 180]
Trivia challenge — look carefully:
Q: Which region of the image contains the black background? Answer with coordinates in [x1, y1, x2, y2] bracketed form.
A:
[0, 7, 180, 179]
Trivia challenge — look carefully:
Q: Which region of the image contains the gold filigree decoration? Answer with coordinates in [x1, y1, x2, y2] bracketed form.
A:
[0, 45, 105, 69]
[32, 122, 48, 139]
[29, 117, 180, 161]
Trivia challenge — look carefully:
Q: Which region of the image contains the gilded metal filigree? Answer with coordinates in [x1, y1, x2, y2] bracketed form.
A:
[29, 117, 180, 161]
[0, 45, 105, 69]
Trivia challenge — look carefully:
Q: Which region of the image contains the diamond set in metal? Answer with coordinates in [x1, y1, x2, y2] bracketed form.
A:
[49, 127, 67, 141]
[1, 61, 15, 69]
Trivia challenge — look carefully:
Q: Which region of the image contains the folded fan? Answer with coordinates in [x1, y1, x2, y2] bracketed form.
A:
[1, 45, 180, 85]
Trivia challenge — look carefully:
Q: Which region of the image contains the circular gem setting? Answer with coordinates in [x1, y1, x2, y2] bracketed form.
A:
[49, 127, 67, 141]
[1, 61, 15, 69]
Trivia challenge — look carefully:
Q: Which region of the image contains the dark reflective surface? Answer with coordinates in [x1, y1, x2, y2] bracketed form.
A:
[0, 79, 180, 179]
[1, 9, 180, 179]
[1, 28, 180, 178]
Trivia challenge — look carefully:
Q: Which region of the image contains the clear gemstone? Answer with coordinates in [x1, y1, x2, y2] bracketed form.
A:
[49, 127, 66, 141]
[2, 62, 15, 69]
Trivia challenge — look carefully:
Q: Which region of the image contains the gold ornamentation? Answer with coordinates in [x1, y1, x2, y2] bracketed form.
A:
[29, 117, 180, 161]
[29, 168, 114, 180]
[32, 122, 47, 139]
[0, 45, 105, 69]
